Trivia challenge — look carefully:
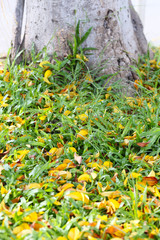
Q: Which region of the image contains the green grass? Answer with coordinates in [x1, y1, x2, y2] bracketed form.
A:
[0, 26, 160, 239]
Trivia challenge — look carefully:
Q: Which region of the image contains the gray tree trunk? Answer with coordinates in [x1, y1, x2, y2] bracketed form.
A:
[11, 0, 25, 58]
[12, 0, 150, 94]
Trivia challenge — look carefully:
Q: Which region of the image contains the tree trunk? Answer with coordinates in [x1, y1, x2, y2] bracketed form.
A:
[12, 0, 150, 94]
[11, 0, 25, 59]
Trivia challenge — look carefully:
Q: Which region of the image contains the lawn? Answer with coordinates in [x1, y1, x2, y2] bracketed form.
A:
[0, 35, 160, 239]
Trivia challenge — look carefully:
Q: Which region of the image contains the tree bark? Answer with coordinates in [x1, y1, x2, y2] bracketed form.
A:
[12, 0, 150, 94]
[11, 0, 25, 59]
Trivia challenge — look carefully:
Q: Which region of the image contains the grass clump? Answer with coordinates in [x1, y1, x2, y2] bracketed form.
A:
[0, 24, 160, 239]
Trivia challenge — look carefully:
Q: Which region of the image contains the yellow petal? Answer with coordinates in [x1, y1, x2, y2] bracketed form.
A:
[54, 189, 65, 200]
[55, 163, 68, 171]
[130, 172, 141, 178]
[0, 200, 13, 217]
[25, 183, 42, 190]
[77, 129, 88, 140]
[37, 136, 45, 143]
[124, 177, 128, 186]
[118, 123, 124, 129]
[55, 147, 64, 157]
[107, 86, 112, 91]
[66, 191, 89, 204]
[39, 61, 50, 69]
[148, 170, 155, 177]
[64, 110, 71, 116]
[76, 54, 88, 62]
[16, 149, 30, 160]
[113, 106, 122, 114]
[58, 171, 72, 180]
[78, 173, 91, 182]
[15, 116, 25, 125]
[69, 147, 77, 153]
[1, 185, 8, 195]
[68, 227, 81, 240]
[137, 182, 145, 192]
[57, 237, 68, 240]
[43, 77, 52, 84]
[100, 191, 121, 198]
[17, 229, 32, 238]
[103, 161, 113, 168]
[87, 162, 101, 171]
[109, 199, 120, 209]
[97, 214, 108, 221]
[153, 186, 160, 198]
[58, 183, 74, 192]
[78, 221, 89, 226]
[23, 212, 38, 222]
[90, 172, 97, 179]
[13, 223, 30, 235]
[53, 200, 61, 206]
[47, 147, 58, 156]
[78, 114, 88, 121]
[39, 115, 47, 121]
[105, 93, 110, 99]
[44, 70, 52, 78]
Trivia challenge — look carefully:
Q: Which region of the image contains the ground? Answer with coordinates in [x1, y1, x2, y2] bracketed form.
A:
[0, 46, 160, 239]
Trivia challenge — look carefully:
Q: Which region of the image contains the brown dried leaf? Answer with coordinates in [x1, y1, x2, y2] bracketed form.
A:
[137, 142, 150, 147]
[111, 173, 118, 183]
[105, 225, 125, 238]
[142, 176, 158, 186]
[74, 152, 82, 165]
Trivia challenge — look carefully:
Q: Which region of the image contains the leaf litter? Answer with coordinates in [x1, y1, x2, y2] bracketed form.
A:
[0, 30, 160, 240]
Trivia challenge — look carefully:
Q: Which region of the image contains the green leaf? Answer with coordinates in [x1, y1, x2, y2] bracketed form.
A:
[75, 20, 81, 46]
[121, 118, 133, 137]
[73, 36, 78, 57]
[80, 27, 92, 44]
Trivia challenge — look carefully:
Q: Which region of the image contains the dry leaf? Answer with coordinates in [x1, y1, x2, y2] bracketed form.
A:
[57, 237, 68, 240]
[103, 161, 113, 168]
[39, 61, 50, 69]
[23, 212, 38, 222]
[77, 129, 88, 140]
[1, 185, 8, 195]
[13, 223, 31, 235]
[25, 183, 42, 190]
[74, 152, 82, 165]
[65, 191, 89, 204]
[130, 172, 141, 179]
[148, 170, 156, 177]
[111, 173, 118, 183]
[78, 173, 91, 182]
[31, 222, 44, 231]
[137, 142, 150, 147]
[69, 147, 77, 153]
[142, 177, 158, 186]
[44, 70, 52, 78]
[43, 77, 52, 84]
[58, 183, 74, 192]
[68, 227, 81, 240]
[105, 225, 125, 238]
